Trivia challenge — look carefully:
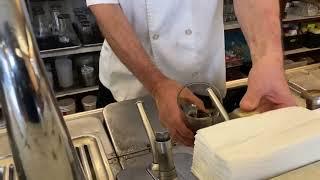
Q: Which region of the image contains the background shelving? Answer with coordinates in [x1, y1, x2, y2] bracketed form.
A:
[39, 15, 320, 60]
[10, 0, 319, 114]
[41, 44, 102, 58]
[224, 14, 320, 31]
[285, 47, 320, 56]
[55, 85, 99, 98]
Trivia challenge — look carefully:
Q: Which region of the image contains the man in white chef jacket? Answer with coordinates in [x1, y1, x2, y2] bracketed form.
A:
[87, 0, 296, 146]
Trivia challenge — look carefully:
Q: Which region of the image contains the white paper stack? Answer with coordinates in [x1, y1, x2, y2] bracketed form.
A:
[192, 107, 320, 180]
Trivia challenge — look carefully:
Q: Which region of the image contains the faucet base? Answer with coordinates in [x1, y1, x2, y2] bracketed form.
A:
[147, 168, 177, 180]
[117, 152, 197, 180]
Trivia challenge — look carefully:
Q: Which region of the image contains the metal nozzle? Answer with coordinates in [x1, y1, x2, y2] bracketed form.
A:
[207, 88, 230, 121]
[155, 132, 177, 180]
[136, 101, 159, 171]
[288, 81, 320, 110]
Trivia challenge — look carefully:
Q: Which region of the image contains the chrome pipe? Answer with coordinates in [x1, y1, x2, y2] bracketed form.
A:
[0, 1, 86, 180]
[136, 101, 159, 172]
[207, 88, 230, 121]
[288, 81, 320, 110]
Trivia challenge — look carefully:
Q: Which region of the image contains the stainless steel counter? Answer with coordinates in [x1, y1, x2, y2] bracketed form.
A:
[0, 63, 319, 179]
[0, 110, 122, 179]
[102, 83, 319, 180]
[103, 96, 197, 179]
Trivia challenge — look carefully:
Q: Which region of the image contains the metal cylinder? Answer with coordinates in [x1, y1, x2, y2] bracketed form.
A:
[155, 132, 177, 180]
[0, 1, 86, 180]
[302, 90, 320, 110]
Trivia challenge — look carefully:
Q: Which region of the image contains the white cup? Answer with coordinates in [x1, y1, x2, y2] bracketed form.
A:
[81, 95, 97, 111]
[55, 57, 73, 88]
[58, 98, 76, 115]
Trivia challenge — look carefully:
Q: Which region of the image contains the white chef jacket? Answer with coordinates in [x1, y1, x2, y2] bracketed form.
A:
[87, 0, 226, 101]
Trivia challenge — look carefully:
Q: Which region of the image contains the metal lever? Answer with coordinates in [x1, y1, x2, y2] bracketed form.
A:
[288, 81, 320, 110]
[207, 88, 230, 121]
[136, 101, 159, 172]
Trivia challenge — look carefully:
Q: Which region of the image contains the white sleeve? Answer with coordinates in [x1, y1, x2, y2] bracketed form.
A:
[86, 0, 119, 6]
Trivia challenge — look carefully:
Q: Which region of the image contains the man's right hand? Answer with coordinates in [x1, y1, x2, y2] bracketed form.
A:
[152, 79, 206, 146]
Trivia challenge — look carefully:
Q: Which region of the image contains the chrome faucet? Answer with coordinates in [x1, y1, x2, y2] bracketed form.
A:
[0, 1, 86, 180]
[136, 101, 177, 180]
[288, 81, 320, 110]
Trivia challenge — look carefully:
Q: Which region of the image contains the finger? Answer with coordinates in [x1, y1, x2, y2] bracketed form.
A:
[176, 119, 195, 143]
[169, 129, 179, 143]
[240, 86, 262, 112]
[168, 112, 194, 144]
[188, 93, 207, 112]
[182, 90, 208, 112]
[170, 129, 193, 146]
[177, 132, 194, 146]
[262, 90, 296, 111]
[174, 129, 194, 146]
[266, 97, 296, 111]
[256, 97, 275, 112]
[180, 111, 196, 136]
[275, 91, 297, 107]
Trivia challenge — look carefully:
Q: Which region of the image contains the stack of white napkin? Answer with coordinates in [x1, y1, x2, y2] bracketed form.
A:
[192, 107, 320, 180]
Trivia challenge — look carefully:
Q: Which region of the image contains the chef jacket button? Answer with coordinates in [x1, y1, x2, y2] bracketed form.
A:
[185, 29, 192, 35]
[152, 34, 159, 40]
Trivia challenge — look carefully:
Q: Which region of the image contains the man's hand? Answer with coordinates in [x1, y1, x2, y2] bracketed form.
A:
[240, 59, 296, 112]
[152, 79, 206, 146]
[234, 0, 296, 112]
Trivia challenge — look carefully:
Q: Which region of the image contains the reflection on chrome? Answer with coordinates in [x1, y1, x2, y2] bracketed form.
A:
[0, 1, 86, 180]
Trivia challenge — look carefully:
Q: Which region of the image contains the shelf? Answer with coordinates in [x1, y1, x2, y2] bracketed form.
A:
[285, 47, 320, 55]
[37, 15, 320, 58]
[0, 86, 99, 110]
[55, 85, 99, 98]
[226, 63, 243, 69]
[40, 44, 102, 58]
[226, 63, 320, 89]
[224, 21, 240, 30]
[283, 14, 320, 23]
[224, 14, 320, 31]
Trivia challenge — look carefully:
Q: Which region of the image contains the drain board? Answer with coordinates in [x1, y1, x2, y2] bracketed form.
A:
[0, 136, 112, 180]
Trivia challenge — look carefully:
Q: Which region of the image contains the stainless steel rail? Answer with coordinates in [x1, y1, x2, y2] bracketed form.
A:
[136, 101, 160, 173]
[207, 88, 230, 121]
[0, 1, 86, 180]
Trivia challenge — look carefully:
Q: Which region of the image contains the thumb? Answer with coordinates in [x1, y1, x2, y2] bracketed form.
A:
[240, 87, 262, 112]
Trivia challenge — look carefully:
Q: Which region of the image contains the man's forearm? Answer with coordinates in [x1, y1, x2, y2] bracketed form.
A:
[90, 4, 167, 95]
[234, 0, 283, 65]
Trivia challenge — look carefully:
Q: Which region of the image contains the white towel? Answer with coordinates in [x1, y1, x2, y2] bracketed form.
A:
[192, 107, 320, 180]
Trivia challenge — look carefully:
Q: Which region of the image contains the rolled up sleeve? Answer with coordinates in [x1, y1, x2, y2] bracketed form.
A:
[86, 0, 119, 6]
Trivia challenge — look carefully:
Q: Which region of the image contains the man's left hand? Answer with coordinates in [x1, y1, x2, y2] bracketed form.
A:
[240, 58, 296, 112]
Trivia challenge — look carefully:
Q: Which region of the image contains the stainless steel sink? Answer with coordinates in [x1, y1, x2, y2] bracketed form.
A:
[0, 111, 122, 180]
[0, 136, 110, 180]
